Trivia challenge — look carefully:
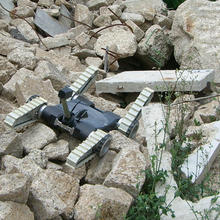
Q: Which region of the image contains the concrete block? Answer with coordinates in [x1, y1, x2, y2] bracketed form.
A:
[181, 121, 220, 184]
[96, 69, 214, 93]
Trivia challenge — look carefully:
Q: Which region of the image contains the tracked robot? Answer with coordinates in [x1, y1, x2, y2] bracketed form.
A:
[4, 66, 154, 168]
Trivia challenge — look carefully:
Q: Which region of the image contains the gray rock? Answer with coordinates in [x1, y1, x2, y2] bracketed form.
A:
[95, 29, 137, 58]
[71, 47, 96, 59]
[123, 0, 166, 21]
[0, 173, 30, 203]
[0, 19, 8, 30]
[100, 5, 122, 20]
[34, 8, 69, 37]
[3, 68, 34, 97]
[171, 0, 220, 83]
[75, 32, 96, 49]
[10, 6, 34, 18]
[85, 57, 103, 68]
[87, 0, 112, 10]
[34, 60, 69, 91]
[121, 12, 145, 26]
[17, 0, 37, 10]
[0, 56, 16, 85]
[1, 155, 43, 181]
[93, 14, 112, 27]
[43, 139, 69, 161]
[16, 76, 58, 105]
[20, 123, 57, 154]
[26, 149, 48, 169]
[41, 35, 70, 49]
[62, 163, 86, 180]
[9, 28, 30, 43]
[74, 184, 133, 220]
[125, 20, 144, 42]
[0, 201, 34, 220]
[7, 47, 37, 70]
[0, 99, 15, 114]
[28, 169, 79, 220]
[86, 150, 117, 184]
[0, 131, 23, 158]
[104, 146, 147, 197]
[153, 13, 172, 29]
[0, 0, 14, 21]
[74, 4, 93, 27]
[43, 8, 60, 17]
[59, 4, 73, 28]
[137, 25, 172, 68]
[38, 0, 54, 8]
[46, 161, 63, 170]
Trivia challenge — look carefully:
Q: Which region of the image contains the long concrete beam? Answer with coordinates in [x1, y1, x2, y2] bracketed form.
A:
[96, 69, 214, 93]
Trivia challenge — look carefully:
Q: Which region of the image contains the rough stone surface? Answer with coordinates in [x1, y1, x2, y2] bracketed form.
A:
[0, 56, 16, 85]
[26, 149, 48, 169]
[7, 47, 37, 70]
[93, 14, 112, 27]
[3, 68, 34, 97]
[74, 184, 133, 220]
[171, 0, 220, 83]
[28, 169, 79, 220]
[104, 146, 146, 197]
[43, 139, 69, 161]
[0, 201, 34, 220]
[20, 123, 57, 154]
[11, 6, 34, 18]
[0, 99, 14, 114]
[181, 121, 220, 184]
[94, 30, 137, 58]
[0, 173, 30, 203]
[125, 20, 144, 42]
[0, 0, 14, 21]
[100, 5, 122, 20]
[87, 0, 111, 10]
[17, 0, 37, 10]
[86, 150, 117, 184]
[41, 35, 70, 49]
[153, 13, 172, 29]
[109, 130, 140, 152]
[123, 0, 166, 21]
[74, 4, 93, 27]
[121, 12, 145, 26]
[137, 25, 172, 68]
[38, 0, 54, 8]
[46, 161, 63, 171]
[15, 76, 59, 105]
[0, 131, 23, 158]
[85, 57, 103, 68]
[96, 69, 214, 93]
[59, 5, 73, 28]
[1, 155, 43, 181]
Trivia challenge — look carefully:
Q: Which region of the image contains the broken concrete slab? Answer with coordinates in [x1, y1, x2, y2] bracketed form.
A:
[181, 121, 220, 184]
[59, 4, 73, 28]
[96, 69, 214, 93]
[34, 8, 69, 37]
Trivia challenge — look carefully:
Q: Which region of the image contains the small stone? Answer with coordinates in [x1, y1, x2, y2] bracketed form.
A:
[74, 184, 133, 220]
[7, 47, 37, 70]
[104, 146, 147, 197]
[109, 130, 140, 152]
[0, 173, 30, 203]
[43, 139, 69, 161]
[95, 29, 137, 58]
[71, 46, 96, 59]
[0, 201, 34, 220]
[43, 8, 60, 17]
[41, 35, 70, 49]
[0, 56, 16, 85]
[74, 4, 93, 27]
[93, 14, 112, 27]
[38, 0, 54, 8]
[121, 12, 145, 25]
[59, 4, 74, 28]
[125, 20, 144, 42]
[10, 6, 34, 18]
[0, 131, 23, 158]
[86, 150, 117, 184]
[75, 32, 96, 49]
[46, 161, 63, 170]
[17, 0, 37, 10]
[100, 5, 122, 20]
[62, 164, 86, 180]
[153, 13, 172, 29]
[15, 76, 59, 105]
[29, 169, 79, 220]
[85, 57, 103, 68]
[20, 123, 57, 154]
[87, 0, 110, 10]
[26, 149, 48, 169]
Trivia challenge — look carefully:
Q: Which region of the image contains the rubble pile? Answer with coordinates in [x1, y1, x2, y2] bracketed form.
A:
[0, 0, 219, 219]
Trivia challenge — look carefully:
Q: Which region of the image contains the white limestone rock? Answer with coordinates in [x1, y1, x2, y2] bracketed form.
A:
[10, 6, 34, 18]
[121, 12, 145, 26]
[26, 149, 48, 169]
[125, 20, 144, 42]
[171, 0, 220, 83]
[0, 131, 23, 158]
[20, 123, 57, 154]
[74, 4, 93, 27]
[17, 0, 37, 10]
[181, 121, 220, 184]
[0, 173, 30, 203]
[104, 146, 147, 197]
[74, 184, 133, 220]
[43, 139, 69, 161]
[93, 14, 112, 27]
[95, 29, 137, 58]
[85, 57, 103, 68]
[28, 169, 79, 220]
[0, 201, 34, 220]
[87, 0, 113, 10]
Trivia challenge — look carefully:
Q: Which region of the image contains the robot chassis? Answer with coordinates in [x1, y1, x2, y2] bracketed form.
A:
[4, 66, 154, 168]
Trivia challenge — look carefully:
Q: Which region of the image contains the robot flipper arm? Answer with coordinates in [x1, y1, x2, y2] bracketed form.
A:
[66, 129, 111, 168]
[118, 87, 154, 138]
[4, 96, 47, 129]
[68, 65, 99, 98]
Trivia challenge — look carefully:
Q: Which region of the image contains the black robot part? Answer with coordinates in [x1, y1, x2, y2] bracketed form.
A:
[39, 95, 120, 140]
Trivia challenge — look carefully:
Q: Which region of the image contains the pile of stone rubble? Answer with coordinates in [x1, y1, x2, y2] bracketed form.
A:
[0, 0, 219, 219]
